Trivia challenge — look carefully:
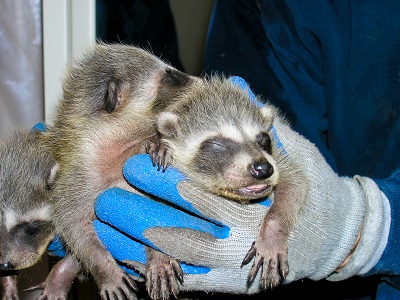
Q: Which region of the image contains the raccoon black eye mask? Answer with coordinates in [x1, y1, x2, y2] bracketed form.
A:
[194, 135, 276, 199]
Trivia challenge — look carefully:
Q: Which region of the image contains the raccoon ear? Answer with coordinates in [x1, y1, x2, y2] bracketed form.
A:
[161, 68, 190, 87]
[105, 79, 122, 113]
[260, 104, 275, 128]
[46, 162, 59, 189]
[157, 112, 181, 138]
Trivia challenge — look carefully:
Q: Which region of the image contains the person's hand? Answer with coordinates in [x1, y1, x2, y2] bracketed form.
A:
[93, 78, 390, 294]
[94, 153, 273, 294]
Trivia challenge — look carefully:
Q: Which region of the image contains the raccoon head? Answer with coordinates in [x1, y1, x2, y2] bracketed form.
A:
[0, 132, 58, 272]
[0, 168, 57, 272]
[157, 104, 280, 201]
[0, 208, 53, 273]
[62, 44, 195, 120]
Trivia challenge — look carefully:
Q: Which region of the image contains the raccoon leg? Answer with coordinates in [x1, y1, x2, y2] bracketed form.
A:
[145, 138, 172, 171]
[145, 248, 183, 300]
[1, 275, 18, 300]
[242, 172, 307, 289]
[242, 207, 289, 289]
[77, 224, 138, 300]
[25, 254, 81, 300]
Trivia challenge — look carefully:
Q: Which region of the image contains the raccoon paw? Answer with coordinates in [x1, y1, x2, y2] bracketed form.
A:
[98, 272, 138, 300]
[3, 291, 19, 300]
[1, 289, 19, 300]
[1, 276, 19, 300]
[145, 138, 172, 172]
[25, 282, 68, 300]
[241, 239, 289, 290]
[146, 251, 183, 300]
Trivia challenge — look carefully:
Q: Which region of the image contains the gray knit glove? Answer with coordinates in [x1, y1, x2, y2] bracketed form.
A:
[95, 118, 389, 295]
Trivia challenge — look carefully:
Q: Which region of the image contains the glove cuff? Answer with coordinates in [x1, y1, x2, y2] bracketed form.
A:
[369, 168, 400, 275]
[327, 176, 390, 281]
[286, 177, 366, 282]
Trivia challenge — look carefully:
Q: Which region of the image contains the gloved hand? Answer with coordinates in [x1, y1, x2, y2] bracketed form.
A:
[93, 78, 390, 294]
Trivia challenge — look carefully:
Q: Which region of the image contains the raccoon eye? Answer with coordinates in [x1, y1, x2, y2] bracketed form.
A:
[201, 138, 226, 152]
[256, 132, 272, 154]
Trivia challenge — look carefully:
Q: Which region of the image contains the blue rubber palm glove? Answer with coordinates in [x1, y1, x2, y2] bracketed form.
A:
[93, 77, 390, 295]
[94, 154, 273, 292]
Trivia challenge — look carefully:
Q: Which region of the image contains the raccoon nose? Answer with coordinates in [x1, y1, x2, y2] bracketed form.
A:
[0, 261, 14, 271]
[249, 160, 274, 179]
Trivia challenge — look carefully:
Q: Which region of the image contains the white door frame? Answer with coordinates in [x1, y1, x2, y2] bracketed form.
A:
[42, 0, 95, 123]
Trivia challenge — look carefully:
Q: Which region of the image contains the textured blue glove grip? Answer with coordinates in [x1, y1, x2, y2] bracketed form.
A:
[94, 220, 210, 275]
[123, 154, 228, 226]
[95, 187, 230, 244]
[47, 236, 66, 257]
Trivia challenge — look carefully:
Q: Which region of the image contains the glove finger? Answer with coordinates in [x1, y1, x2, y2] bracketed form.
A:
[124, 154, 211, 220]
[94, 220, 145, 278]
[180, 268, 261, 294]
[94, 220, 210, 275]
[143, 226, 257, 270]
[95, 187, 229, 242]
[176, 181, 271, 228]
[47, 236, 67, 257]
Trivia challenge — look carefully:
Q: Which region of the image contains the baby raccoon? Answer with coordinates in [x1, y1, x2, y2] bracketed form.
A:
[149, 77, 309, 289]
[0, 129, 58, 300]
[40, 43, 199, 300]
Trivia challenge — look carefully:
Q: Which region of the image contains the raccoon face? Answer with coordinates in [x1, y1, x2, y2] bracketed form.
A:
[0, 135, 58, 273]
[189, 130, 279, 201]
[157, 105, 279, 201]
[0, 206, 53, 272]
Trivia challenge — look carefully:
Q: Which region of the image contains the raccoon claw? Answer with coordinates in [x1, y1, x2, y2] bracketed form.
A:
[99, 273, 138, 300]
[241, 241, 256, 267]
[145, 139, 160, 167]
[24, 283, 44, 293]
[1, 276, 19, 300]
[25, 282, 69, 300]
[145, 139, 171, 171]
[242, 240, 288, 290]
[146, 254, 183, 300]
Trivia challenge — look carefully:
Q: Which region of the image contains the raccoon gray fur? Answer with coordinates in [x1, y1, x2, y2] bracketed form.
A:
[0, 129, 58, 300]
[149, 77, 309, 289]
[40, 43, 199, 300]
